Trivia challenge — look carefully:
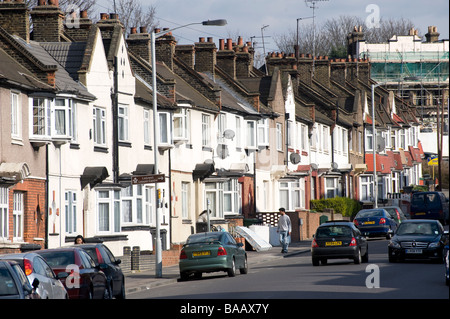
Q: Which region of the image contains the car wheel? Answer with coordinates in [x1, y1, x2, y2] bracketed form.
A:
[116, 280, 126, 299]
[180, 272, 189, 281]
[239, 256, 248, 274]
[194, 272, 203, 279]
[103, 284, 112, 299]
[227, 258, 236, 277]
[312, 257, 320, 266]
[362, 246, 369, 263]
[354, 249, 362, 264]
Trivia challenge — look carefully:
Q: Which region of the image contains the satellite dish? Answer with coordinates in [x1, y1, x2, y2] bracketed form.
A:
[331, 162, 338, 170]
[310, 163, 318, 170]
[216, 144, 229, 159]
[289, 153, 301, 165]
[204, 159, 214, 165]
[223, 129, 235, 140]
[376, 136, 385, 152]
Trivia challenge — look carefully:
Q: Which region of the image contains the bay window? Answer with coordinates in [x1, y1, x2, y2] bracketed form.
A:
[246, 120, 257, 149]
[279, 179, 305, 210]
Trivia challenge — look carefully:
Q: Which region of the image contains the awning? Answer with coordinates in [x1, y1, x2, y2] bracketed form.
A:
[192, 163, 215, 181]
[354, 163, 367, 174]
[0, 162, 30, 185]
[132, 164, 155, 175]
[270, 165, 287, 179]
[80, 167, 109, 189]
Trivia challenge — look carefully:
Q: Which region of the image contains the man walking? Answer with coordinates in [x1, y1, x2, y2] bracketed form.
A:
[277, 207, 291, 253]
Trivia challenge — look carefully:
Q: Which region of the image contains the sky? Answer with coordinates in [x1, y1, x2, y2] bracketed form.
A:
[96, 0, 449, 55]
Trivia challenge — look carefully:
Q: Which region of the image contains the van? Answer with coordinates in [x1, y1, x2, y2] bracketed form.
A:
[410, 192, 449, 224]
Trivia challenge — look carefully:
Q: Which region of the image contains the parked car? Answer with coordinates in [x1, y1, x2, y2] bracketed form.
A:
[0, 252, 67, 299]
[388, 219, 447, 263]
[353, 208, 398, 239]
[0, 260, 40, 299]
[311, 221, 368, 266]
[36, 247, 109, 299]
[410, 191, 449, 225]
[382, 206, 408, 223]
[179, 231, 248, 281]
[72, 243, 125, 299]
[445, 245, 449, 286]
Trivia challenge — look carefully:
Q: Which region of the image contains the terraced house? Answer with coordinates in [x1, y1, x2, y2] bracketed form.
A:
[0, 0, 425, 261]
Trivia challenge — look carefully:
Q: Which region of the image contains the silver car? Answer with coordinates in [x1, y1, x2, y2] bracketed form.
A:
[0, 252, 68, 299]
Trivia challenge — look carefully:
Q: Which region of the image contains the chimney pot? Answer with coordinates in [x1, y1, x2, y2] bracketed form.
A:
[80, 10, 88, 19]
[219, 39, 225, 50]
[199, 37, 205, 43]
[130, 27, 137, 34]
[207, 37, 213, 43]
[38, 0, 46, 5]
[100, 13, 109, 20]
[238, 36, 243, 46]
[226, 38, 232, 50]
[110, 13, 119, 20]
[140, 26, 147, 33]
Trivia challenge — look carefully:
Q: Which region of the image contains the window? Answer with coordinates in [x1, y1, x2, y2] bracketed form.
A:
[205, 182, 224, 218]
[181, 182, 190, 219]
[13, 192, 23, 240]
[358, 131, 362, 153]
[399, 129, 406, 149]
[279, 179, 305, 210]
[322, 125, 329, 152]
[223, 180, 241, 215]
[217, 113, 226, 143]
[93, 107, 106, 146]
[173, 108, 190, 142]
[143, 109, 150, 145]
[97, 189, 120, 233]
[11, 92, 21, 139]
[202, 114, 211, 148]
[246, 120, 257, 149]
[159, 112, 172, 145]
[310, 125, 317, 149]
[54, 99, 68, 136]
[0, 187, 8, 239]
[145, 186, 155, 225]
[65, 191, 77, 234]
[118, 104, 129, 142]
[257, 118, 269, 146]
[30, 97, 51, 139]
[325, 177, 339, 199]
[360, 176, 373, 201]
[235, 117, 242, 148]
[366, 126, 373, 151]
[121, 184, 146, 224]
[276, 123, 283, 151]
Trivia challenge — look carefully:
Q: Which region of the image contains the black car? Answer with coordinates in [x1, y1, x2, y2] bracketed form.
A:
[73, 243, 125, 299]
[388, 219, 447, 263]
[311, 221, 369, 266]
[0, 260, 40, 299]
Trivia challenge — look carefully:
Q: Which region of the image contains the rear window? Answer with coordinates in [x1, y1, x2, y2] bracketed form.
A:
[356, 210, 384, 218]
[412, 193, 441, 209]
[0, 266, 19, 296]
[38, 251, 75, 267]
[187, 233, 222, 244]
[316, 226, 352, 238]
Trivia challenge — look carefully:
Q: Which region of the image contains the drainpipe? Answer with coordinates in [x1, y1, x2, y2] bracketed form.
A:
[112, 56, 119, 183]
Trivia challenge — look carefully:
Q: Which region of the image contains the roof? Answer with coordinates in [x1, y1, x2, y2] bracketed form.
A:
[40, 42, 86, 81]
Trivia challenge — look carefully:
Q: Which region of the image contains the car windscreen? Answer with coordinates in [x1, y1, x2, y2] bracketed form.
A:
[315, 226, 352, 238]
[356, 210, 384, 218]
[38, 251, 75, 267]
[396, 222, 440, 236]
[0, 267, 19, 296]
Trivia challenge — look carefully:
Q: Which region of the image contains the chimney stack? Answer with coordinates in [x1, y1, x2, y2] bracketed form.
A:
[216, 38, 236, 78]
[0, 0, 30, 42]
[126, 26, 152, 62]
[194, 36, 217, 77]
[30, 0, 65, 42]
[347, 25, 365, 59]
[155, 28, 177, 71]
[425, 26, 440, 43]
[64, 10, 92, 41]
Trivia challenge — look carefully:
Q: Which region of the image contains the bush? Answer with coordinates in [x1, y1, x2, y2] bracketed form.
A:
[310, 197, 361, 218]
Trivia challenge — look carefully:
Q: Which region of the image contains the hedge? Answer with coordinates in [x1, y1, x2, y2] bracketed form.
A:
[310, 197, 361, 218]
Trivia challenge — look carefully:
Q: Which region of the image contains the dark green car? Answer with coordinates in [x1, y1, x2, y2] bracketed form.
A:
[179, 232, 248, 280]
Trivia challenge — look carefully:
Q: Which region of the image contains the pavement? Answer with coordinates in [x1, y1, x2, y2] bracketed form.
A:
[124, 240, 312, 296]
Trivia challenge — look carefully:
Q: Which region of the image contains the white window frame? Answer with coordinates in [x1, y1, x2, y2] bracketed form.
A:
[276, 122, 283, 151]
[93, 107, 107, 146]
[223, 179, 241, 215]
[360, 175, 373, 201]
[96, 189, 121, 234]
[246, 120, 257, 149]
[205, 182, 224, 219]
[159, 112, 172, 145]
[30, 97, 51, 140]
[202, 114, 211, 148]
[257, 118, 269, 147]
[173, 108, 190, 142]
[65, 190, 77, 234]
[279, 179, 305, 211]
[143, 109, 151, 146]
[235, 116, 242, 149]
[0, 187, 8, 240]
[13, 192, 24, 241]
[118, 104, 129, 142]
[325, 177, 339, 199]
[145, 186, 155, 226]
[365, 126, 374, 151]
[11, 91, 21, 140]
[181, 182, 190, 219]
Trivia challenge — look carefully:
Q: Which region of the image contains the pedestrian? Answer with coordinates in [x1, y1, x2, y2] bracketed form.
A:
[277, 208, 291, 253]
[74, 235, 85, 244]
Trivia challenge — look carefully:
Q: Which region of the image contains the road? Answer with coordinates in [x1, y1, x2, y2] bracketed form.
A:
[128, 239, 449, 300]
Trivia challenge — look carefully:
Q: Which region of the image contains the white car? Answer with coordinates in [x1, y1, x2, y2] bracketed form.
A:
[0, 252, 68, 299]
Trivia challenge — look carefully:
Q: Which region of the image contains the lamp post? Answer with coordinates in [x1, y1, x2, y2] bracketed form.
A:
[371, 83, 382, 208]
[151, 19, 227, 278]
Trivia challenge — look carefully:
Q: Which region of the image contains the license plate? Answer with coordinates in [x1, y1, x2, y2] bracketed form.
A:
[363, 221, 375, 225]
[325, 241, 342, 246]
[192, 251, 211, 257]
[406, 249, 422, 254]
[415, 212, 426, 215]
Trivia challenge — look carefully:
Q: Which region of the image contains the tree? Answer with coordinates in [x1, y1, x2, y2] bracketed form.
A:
[274, 15, 419, 57]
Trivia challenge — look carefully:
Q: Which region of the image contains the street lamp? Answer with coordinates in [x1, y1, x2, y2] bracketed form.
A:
[151, 19, 227, 278]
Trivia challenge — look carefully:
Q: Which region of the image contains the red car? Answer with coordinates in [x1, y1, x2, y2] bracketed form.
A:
[36, 247, 109, 299]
